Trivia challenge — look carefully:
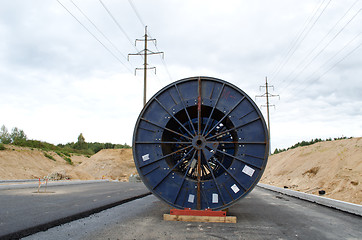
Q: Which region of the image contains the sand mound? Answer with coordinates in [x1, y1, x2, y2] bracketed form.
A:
[0, 146, 136, 181]
[74, 148, 137, 181]
[1, 138, 360, 204]
[261, 137, 362, 205]
[0, 145, 79, 179]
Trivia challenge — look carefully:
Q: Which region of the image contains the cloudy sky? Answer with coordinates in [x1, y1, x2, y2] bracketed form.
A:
[0, 0, 361, 150]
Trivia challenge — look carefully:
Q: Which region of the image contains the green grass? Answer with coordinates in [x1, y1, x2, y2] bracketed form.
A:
[0, 143, 5, 150]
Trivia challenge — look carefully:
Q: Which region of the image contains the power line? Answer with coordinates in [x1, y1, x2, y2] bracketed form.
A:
[294, 40, 362, 96]
[148, 38, 173, 83]
[56, 0, 133, 73]
[269, 0, 325, 81]
[277, 0, 360, 89]
[158, 54, 173, 83]
[279, 8, 361, 94]
[70, 0, 130, 62]
[128, 0, 146, 27]
[313, 41, 361, 80]
[98, 0, 140, 53]
[282, 33, 361, 100]
[270, 0, 332, 84]
[312, 32, 361, 77]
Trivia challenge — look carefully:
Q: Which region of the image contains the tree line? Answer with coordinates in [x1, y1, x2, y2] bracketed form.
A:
[0, 125, 130, 155]
[273, 136, 352, 154]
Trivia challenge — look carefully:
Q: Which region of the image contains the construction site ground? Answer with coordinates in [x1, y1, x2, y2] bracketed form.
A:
[12, 181, 360, 240]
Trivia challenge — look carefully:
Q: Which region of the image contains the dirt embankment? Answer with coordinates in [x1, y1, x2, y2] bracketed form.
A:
[75, 148, 137, 181]
[261, 137, 362, 205]
[0, 138, 361, 204]
[0, 146, 137, 182]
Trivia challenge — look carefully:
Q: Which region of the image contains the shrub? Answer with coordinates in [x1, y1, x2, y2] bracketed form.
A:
[62, 152, 71, 157]
[63, 157, 73, 165]
[56, 151, 74, 164]
[14, 139, 57, 151]
[44, 152, 56, 161]
[0, 143, 5, 150]
[55, 151, 63, 157]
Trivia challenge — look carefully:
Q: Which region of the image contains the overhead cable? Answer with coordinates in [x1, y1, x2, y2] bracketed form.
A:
[98, 0, 140, 53]
[311, 41, 361, 82]
[128, 0, 146, 27]
[288, 41, 361, 99]
[282, 33, 361, 98]
[57, 0, 133, 73]
[270, 0, 332, 84]
[278, 0, 360, 89]
[279, 8, 361, 93]
[70, 0, 130, 62]
[269, 0, 326, 82]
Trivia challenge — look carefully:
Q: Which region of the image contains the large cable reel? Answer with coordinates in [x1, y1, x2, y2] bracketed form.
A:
[133, 76, 269, 210]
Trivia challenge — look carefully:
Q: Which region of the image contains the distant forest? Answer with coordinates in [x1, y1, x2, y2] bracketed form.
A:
[273, 136, 352, 154]
[0, 125, 130, 155]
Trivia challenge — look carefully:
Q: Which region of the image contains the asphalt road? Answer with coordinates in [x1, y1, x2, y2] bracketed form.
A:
[24, 186, 361, 240]
[0, 181, 150, 239]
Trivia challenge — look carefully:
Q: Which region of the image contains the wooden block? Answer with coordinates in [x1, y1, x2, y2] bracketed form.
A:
[163, 214, 236, 223]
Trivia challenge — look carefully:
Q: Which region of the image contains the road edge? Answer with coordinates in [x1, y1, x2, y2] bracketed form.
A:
[0, 179, 110, 190]
[257, 183, 362, 216]
[1, 192, 152, 240]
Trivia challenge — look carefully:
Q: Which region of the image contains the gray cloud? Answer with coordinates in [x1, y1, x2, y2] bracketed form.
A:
[0, 0, 360, 149]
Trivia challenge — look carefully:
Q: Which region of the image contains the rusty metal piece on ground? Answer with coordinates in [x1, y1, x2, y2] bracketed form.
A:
[133, 76, 269, 210]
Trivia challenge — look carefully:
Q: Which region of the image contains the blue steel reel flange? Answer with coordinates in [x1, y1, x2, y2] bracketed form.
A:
[133, 76, 269, 210]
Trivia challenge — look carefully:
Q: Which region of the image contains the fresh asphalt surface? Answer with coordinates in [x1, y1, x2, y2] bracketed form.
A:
[19, 185, 362, 240]
[0, 181, 150, 239]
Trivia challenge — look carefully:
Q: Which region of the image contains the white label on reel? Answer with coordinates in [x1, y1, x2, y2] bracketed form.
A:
[142, 154, 150, 161]
[212, 193, 218, 203]
[188, 194, 195, 203]
[242, 165, 255, 177]
[231, 184, 240, 193]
